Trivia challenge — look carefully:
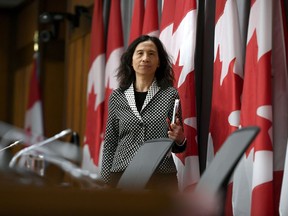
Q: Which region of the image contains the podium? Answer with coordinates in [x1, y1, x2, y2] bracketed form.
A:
[194, 126, 260, 195]
[117, 138, 174, 190]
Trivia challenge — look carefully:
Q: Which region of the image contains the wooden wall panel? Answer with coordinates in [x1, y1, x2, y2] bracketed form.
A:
[0, 0, 68, 138]
[8, 1, 38, 128]
[12, 65, 32, 128]
[65, 0, 93, 146]
[72, 39, 83, 131]
[42, 61, 65, 137]
[65, 34, 90, 145]
[1, 0, 92, 142]
[37, 1, 67, 137]
[0, 14, 11, 122]
[67, 0, 93, 42]
[16, 1, 38, 50]
[66, 41, 76, 130]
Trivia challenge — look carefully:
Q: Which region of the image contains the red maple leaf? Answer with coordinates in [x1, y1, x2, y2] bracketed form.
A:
[215, 0, 226, 25]
[173, 53, 198, 165]
[210, 46, 243, 153]
[85, 85, 104, 166]
[173, 0, 197, 33]
[241, 31, 273, 156]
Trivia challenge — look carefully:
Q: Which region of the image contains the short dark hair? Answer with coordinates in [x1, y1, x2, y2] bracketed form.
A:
[116, 35, 174, 90]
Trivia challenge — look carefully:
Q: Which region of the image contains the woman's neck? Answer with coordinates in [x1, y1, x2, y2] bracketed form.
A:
[134, 77, 154, 92]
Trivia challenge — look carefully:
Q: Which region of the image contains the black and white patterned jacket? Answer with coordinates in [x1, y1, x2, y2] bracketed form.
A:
[100, 80, 186, 183]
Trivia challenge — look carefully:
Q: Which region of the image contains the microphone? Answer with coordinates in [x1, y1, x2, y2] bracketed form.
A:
[70, 131, 80, 146]
[0, 140, 22, 153]
[9, 129, 72, 168]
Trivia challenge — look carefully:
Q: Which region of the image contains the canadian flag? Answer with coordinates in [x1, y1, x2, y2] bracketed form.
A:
[273, 0, 288, 214]
[207, 0, 243, 165]
[160, 0, 200, 191]
[142, 0, 159, 37]
[24, 52, 44, 144]
[159, 0, 175, 54]
[232, 0, 274, 215]
[129, 0, 144, 44]
[103, 0, 123, 123]
[207, 0, 244, 214]
[97, 0, 124, 176]
[82, 0, 106, 174]
[82, 0, 124, 175]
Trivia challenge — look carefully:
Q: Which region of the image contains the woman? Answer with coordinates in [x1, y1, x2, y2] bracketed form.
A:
[100, 35, 186, 191]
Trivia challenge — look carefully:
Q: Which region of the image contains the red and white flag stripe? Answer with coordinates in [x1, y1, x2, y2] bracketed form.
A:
[207, 0, 244, 214]
[159, 0, 175, 55]
[24, 52, 44, 144]
[129, 0, 145, 44]
[102, 0, 123, 146]
[83, 0, 124, 176]
[104, 0, 123, 105]
[160, 0, 200, 191]
[207, 0, 243, 165]
[142, 0, 159, 37]
[82, 0, 106, 175]
[232, 0, 274, 215]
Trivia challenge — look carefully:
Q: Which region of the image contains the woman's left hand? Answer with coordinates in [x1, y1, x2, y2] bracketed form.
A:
[167, 118, 186, 145]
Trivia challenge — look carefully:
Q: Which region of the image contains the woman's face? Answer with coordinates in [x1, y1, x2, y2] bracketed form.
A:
[132, 40, 160, 79]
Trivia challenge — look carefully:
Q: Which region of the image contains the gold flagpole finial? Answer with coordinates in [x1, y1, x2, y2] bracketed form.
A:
[34, 31, 39, 52]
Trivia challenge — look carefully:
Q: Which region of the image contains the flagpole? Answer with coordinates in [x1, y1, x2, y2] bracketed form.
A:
[24, 30, 44, 144]
[34, 31, 40, 78]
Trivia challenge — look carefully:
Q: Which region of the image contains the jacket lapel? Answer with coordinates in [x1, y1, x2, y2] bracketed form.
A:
[142, 80, 160, 111]
[124, 84, 141, 120]
[124, 80, 160, 120]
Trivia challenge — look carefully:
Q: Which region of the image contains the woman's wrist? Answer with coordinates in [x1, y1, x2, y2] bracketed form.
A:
[176, 137, 187, 146]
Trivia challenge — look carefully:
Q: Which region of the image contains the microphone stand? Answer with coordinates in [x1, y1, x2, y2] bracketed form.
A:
[0, 140, 22, 153]
[9, 129, 72, 168]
